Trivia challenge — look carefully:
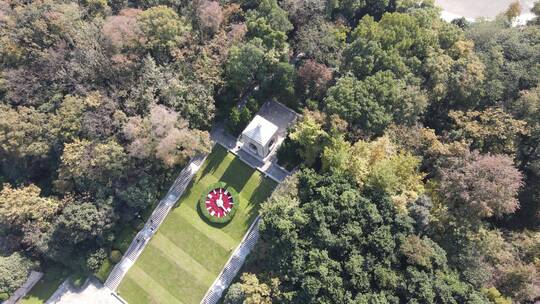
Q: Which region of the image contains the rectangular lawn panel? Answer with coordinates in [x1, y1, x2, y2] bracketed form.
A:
[118, 145, 277, 304]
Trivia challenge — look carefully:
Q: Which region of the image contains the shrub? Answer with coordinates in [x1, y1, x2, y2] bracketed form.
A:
[198, 182, 239, 225]
[70, 273, 86, 289]
[110, 250, 123, 263]
[86, 248, 107, 273]
[131, 218, 145, 230]
[276, 137, 301, 171]
[0, 292, 9, 301]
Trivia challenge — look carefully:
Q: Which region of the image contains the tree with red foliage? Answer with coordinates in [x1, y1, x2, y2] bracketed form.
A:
[296, 59, 332, 101]
[439, 151, 523, 220]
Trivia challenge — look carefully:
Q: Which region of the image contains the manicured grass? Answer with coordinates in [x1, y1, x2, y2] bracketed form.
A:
[118, 145, 277, 304]
[20, 264, 68, 304]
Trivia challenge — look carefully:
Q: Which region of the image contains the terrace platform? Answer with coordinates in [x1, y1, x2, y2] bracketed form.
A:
[211, 100, 297, 183]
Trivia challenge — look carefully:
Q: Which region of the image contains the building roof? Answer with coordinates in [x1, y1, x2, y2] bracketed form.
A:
[241, 115, 278, 146]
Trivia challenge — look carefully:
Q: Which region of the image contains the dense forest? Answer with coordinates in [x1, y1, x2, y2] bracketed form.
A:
[0, 0, 538, 302]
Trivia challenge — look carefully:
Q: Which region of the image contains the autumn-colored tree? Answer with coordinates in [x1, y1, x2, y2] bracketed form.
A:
[102, 9, 142, 53]
[439, 151, 523, 220]
[224, 273, 280, 304]
[0, 105, 54, 159]
[0, 184, 61, 231]
[196, 1, 223, 36]
[296, 59, 332, 101]
[449, 107, 527, 156]
[325, 72, 427, 136]
[55, 139, 128, 194]
[321, 135, 425, 212]
[123, 104, 212, 167]
[505, 1, 521, 21]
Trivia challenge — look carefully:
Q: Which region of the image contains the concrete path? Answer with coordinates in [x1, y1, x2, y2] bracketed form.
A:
[104, 155, 207, 291]
[46, 278, 125, 304]
[4, 271, 43, 304]
[203, 103, 297, 303]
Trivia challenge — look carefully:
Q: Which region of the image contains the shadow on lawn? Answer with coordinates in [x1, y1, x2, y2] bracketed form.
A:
[199, 145, 228, 181]
[240, 179, 275, 227]
[219, 157, 254, 194]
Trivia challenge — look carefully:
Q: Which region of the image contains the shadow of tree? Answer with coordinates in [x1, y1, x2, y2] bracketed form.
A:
[199, 145, 228, 181]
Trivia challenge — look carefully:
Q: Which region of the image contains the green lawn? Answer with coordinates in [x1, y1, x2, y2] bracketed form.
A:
[117, 145, 277, 304]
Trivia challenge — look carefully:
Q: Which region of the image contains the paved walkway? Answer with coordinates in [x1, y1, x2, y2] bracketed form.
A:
[46, 278, 125, 304]
[4, 271, 43, 304]
[211, 127, 290, 183]
[104, 155, 207, 291]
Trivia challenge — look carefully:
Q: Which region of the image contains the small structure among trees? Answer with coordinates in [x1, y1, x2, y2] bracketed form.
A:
[236, 100, 297, 165]
[239, 115, 279, 159]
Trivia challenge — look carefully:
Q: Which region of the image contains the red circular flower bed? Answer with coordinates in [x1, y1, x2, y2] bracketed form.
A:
[205, 188, 235, 218]
[199, 182, 239, 224]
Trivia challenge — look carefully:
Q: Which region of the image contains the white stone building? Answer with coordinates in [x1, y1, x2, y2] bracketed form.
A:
[239, 115, 279, 159]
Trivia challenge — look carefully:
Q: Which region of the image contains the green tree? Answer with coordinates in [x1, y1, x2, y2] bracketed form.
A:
[55, 139, 128, 194]
[224, 39, 270, 94]
[294, 17, 346, 67]
[55, 200, 114, 244]
[248, 0, 293, 34]
[466, 20, 539, 105]
[237, 169, 487, 303]
[531, 1, 540, 25]
[321, 135, 350, 173]
[289, 111, 328, 166]
[0, 252, 36, 295]
[137, 6, 189, 60]
[325, 72, 427, 136]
